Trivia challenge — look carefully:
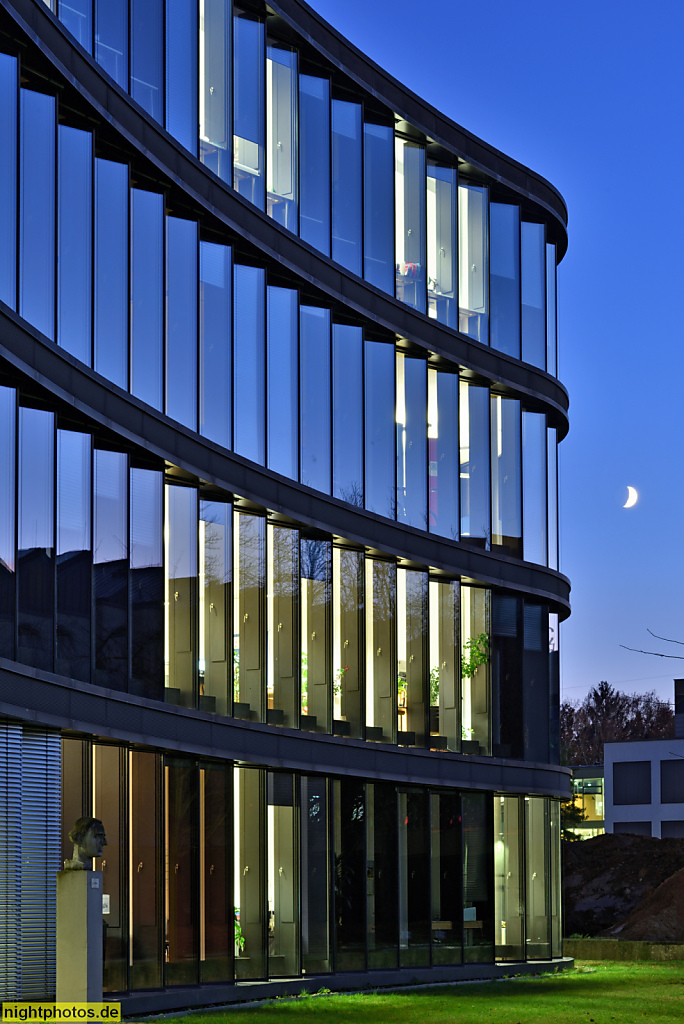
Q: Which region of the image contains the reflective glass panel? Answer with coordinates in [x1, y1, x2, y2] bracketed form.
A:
[300, 306, 331, 493]
[200, 763, 233, 983]
[333, 778, 366, 970]
[462, 791, 494, 963]
[58, 125, 92, 365]
[235, 766, 266, 978]
[332, 324, 363, 506]
[363, 123, 394, 294]
[233, 12, 265, 209]
[130, 468, 164, 700]
[94, 449, 127, 690]
[166, 217, 198, 430]
[233, 511, 266, 722]
[396, 355, 427, 530]
[525, 797, 551, 957]
[131, 0, 164, 122]
[95, 159, 128, 389]
[59, 0, 91, 51]
[459, 382, 489, 546]
[300, 537, 331, 733]
[166, 0, 198, 154]
[234, 264, 265, 464]
[299, 75, 330, 254]
[95, 0, 128, 88]
[398, 788, 430, 965]
[93, 744, 126, 991]
[397, 569, 427, 747]
[494, 796, 524, 960]
[458, 183, 487, 342]
[267, 286, 298, 479]
[490, 203, 520, 358]
[165, 758, 199, 985]
[199, 500, 231, 717]
[550, 800, 562, 956]
[268, 524, 299, 728]
[395, 139, 426, 312]
[522, 411, 547, 565]
[364, 341, 395, 518]
[332, 99, 362, 274]
[130, 750, 162, 988]
[546, 243, 557, 376]
[300, 776, 330, 973]
[490, 396, 521, 557]
[491, 593, 522, 760]
[431, 790, 462, 964]
[523, 602, 549, 763]
[549, 613, 560, 764]
[521, 222, 545, 368]
[131, 189, 163, 410]
[428, 580, 459, 752]
[165, 485, 198, 709]
[266, 46, 297, 231]
[367, 782, 398, 967]
[18, 407, 55, 672]
[94, 450, 127, 565]
[200, 0, 231, 182]
[56, 430, 91, 682]
[0, 54, 17, 309]
[0, 387, 15, 659]
[547, 426, 558, 570]
[200, 241, 231, 448]
[267, 772, 299, 977]
[428, 369, 459, 540]
[20, 90, 55, 340]
[427, 163, 457, 328]
[461, 585, 490, 755]
[365, 559, 396, 744]
[332, 547, 364, 739]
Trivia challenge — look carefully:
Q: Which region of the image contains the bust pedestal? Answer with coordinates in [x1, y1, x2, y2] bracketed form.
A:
[56, 870, 103, 1001]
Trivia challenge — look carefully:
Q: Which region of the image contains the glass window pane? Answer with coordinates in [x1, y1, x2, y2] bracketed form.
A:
[546, 243, 557, 376]
[299, 305, 331, 493]
[547, 426, 558, 570]
[267, 286, 298, 479]
[491, 593, 522, 760]
[300, 776, 330, 973]
[235, 766, 266, 978]
[166, 0, 198, 154]
[165, 485, 198, 709]
[428, 369, 459, 540]
[200, 500, 231, 717]
[234, 264, 266, 464]
[332, 324, 363, 506]
[363, 123, 394, 294]
[459, 382, 489, 546]
[398, 788, 430, 965]
[20, 90, 55, 340]
[200, 240, 231, 448]
[549, 613, 560, 764]
[333, 778, 366, 970]
[18, 407, 55, 672]
[395, 139, 426, 313]
[462, 791, 494, 963]
[525, 797, 551, 957]
[92, 744, 126, 991]
[166, 217, 198, 430]
[94, 449, 127, 690]
[397, 569, 427, 747]
[0, 387, 15, 659]
[59, 0, 92, 51]
[233, 12, 265, 209]
[332, 99, 362, 274]
[299, 75, 330, 254]
[522, 411, 547, 565]
[130, 468, 164, 699]
[165, 758, 199, 985]
[428, 580, 460, 752]
[131, 0, 163, 122]
[94, 450, 127, 565]
[95, 0, 128, 88]
[431, 790, 462, 964]
[490, 202, 520, 358]
[523, 601, 549, 763]
[521, 222, 545, 368]
[130, 750, 163, 989]
[458, 183, 488, 343]
[427, 163, 457, 328]
[300, 537, 331, 733]
[494, 796, 524, 960]
[550, 799, 562, 956]
[332, 547, 364, 739]
[131, 189, 164, 410]
[0, 54, 17, 309]
[365, 558, 396, 744]
[200, 0, 231, 182]
[267, 772, 299, 977]
[266, 46, 297, 231]
[57, 430, 90, 556]
[364, 340, 395, 518]
[396, 355, 427, 530]
[491, 396, 521, 557]
[200, 763, 233, 983]
[367, 782, 398, 967]
[461, 585, 490, 755]
[58, 125, 92, 365]
[268, 524, 299, 728]
[95, 159, 128, 389]
[233, 511, 266, 723]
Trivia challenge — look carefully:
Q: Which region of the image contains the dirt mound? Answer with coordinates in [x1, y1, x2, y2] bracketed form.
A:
[603, 865, 684, 941]
[563, 832, 684, 936]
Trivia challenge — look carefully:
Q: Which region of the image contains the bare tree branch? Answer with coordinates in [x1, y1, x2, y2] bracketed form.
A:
[619, 644, 684, 659]
[647, 628, 684, 647]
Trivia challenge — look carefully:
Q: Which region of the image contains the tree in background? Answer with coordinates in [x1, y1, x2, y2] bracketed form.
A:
[561, 680, 673, 766]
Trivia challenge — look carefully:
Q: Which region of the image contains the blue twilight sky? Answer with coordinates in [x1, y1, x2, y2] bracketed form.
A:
[313, 0, 684, 707]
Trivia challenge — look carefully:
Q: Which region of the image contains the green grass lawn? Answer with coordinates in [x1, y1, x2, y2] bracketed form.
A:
[165, 963, 683, 1024]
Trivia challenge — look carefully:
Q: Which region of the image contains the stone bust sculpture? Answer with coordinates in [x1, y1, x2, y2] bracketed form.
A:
[63, 816, 107, 871]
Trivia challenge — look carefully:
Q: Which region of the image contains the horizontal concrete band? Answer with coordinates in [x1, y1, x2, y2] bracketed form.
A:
[0, 303, 571, 615]
[0, 659, 572, 797]
[1, 0, 569, 432]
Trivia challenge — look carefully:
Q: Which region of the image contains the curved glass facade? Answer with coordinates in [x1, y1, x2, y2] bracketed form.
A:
[0, 0, 569, 1006]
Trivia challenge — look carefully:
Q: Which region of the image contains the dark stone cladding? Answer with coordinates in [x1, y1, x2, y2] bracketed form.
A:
[1, 0, 569, 436]
[0, 659, 572, 798]
[0, 302, 571, 616]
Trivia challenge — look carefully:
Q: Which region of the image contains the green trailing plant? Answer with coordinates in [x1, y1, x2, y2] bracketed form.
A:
[429, 666, 439, 706]
[461, 633, 489, 679]
[234, 908, 245, 954]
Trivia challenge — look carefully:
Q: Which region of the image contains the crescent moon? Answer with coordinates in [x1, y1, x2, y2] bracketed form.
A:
[623, 486, 638, 508]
